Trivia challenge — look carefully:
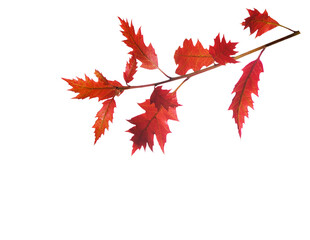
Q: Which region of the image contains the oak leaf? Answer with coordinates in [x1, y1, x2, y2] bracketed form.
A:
[127, 87, 180, 155]
[119, 17, 159, 70]
[174, 39, 214, 75]
[209, 34, 238, 65]
[242, 8, 280, 37]
[93, 98, 116, 144]
[63, 70, 123, 100]
[228, 53, 264, 137]
[150, 86, 180, 110]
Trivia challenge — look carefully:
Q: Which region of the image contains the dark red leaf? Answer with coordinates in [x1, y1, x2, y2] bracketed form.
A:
[127, 89, 180, 155]
[209, 34, 238, 65]
[150, 86, 180, 111]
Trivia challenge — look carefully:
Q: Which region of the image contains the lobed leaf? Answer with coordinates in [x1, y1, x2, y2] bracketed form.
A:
[63, 70, 123, 101]
[209, 34, 238, 65]
[242, 8, 280, 37]
[174, 39, 214, 75]
[119, 17, 159, 70]
[150, 86, 180, 111]
[127, 87, 180, 155]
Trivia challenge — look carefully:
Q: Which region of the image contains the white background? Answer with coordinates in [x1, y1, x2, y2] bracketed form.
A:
[1, 0, 309, 239]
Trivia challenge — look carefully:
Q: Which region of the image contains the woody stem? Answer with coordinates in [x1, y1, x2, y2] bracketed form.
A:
[120, 30, 300, 91]
[234, 30, 300, 60]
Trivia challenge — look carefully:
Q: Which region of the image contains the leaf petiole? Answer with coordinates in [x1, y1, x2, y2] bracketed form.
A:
[173, 77, 190, 93]
[157, 67, 171, 79]
[278, 24, 296, 33]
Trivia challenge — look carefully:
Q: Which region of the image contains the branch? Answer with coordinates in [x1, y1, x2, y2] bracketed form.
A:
[120, 30, 300, 91]
[234, 30, 300, 60]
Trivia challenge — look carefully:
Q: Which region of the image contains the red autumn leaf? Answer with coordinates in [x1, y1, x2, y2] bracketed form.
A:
[209, 34, 238, 65]
[63, 70, 123, 101]
[127, 87, 180, 155]
[119, 17, 158, 70]
[242, 8, 280, 37]
[174, 39, 214, 75]
[150, 86, 180, 110]
[228, 52, 264, 137]
[93, 98, 116, 144]
[123, 55, 138, 84]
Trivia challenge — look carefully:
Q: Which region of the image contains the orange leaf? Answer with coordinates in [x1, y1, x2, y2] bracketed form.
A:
[229, 52, 264, 137]
[174, 39, 214, 75]
[93, 98, 116, 144]
[63, 70, 123, 101]
[127, 87, 180, 155]
[123, 55, 138, 84]
[242, 9, 280, 37]
[209, 34, 238, 65]
[119, 17, 158, 70]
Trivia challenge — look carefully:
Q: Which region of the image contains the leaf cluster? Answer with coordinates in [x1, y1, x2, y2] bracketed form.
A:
[63, 8, 300, 155]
